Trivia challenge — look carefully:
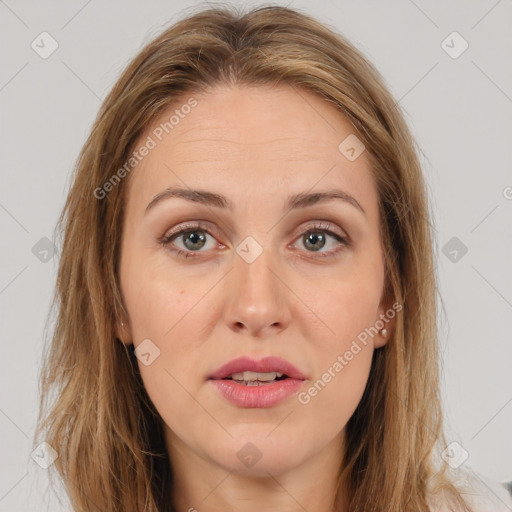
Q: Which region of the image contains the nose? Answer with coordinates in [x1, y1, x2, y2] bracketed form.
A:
[222, 244, 292, 338]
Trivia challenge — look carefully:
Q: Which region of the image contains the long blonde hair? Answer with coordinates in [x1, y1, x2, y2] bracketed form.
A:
[34, 4, 472, 511]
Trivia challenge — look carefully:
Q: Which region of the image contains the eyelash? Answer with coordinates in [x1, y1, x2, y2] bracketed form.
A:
[158, 221, 350, 260]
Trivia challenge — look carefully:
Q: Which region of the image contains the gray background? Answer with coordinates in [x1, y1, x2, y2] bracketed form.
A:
[0, 0, 511, 510]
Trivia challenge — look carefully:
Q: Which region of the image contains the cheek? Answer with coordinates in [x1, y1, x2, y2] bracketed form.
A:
[121, 245, 216, 349]
[295, 263, 382, 423]
[301, 343, 374, 427]
[301, 262, 384, 353]
[296, 290, 375, 439]
[121, 258, 221, 437]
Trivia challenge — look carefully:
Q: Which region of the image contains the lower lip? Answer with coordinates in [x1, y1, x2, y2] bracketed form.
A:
[209, 378, 305, 408]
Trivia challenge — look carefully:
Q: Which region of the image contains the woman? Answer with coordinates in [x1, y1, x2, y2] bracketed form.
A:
[34, 4, 512, 511]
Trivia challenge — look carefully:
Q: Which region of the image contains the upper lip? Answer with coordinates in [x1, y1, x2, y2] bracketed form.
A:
[209, 356, 306, 380]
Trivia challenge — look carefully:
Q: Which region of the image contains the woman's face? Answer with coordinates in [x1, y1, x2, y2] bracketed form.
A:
[118, 83, 394, 477]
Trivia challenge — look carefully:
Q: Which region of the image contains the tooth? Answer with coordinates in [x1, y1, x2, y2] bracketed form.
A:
[230, 371, 279, 381]
[242, 371, 277, 381]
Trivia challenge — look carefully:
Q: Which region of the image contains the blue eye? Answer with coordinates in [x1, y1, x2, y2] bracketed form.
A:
[295, 226, 349, 257]
[159, 221, 349, 259]
[159, 221, 219, 258]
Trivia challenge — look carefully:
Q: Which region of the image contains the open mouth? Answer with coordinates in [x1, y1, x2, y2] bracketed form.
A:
[208, 357, 305, 407]
[224, 371, 290, 386]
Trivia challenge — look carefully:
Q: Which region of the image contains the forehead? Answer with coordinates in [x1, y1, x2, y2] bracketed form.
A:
[149, 84, 358, 157]
[126, 83, 378, 215]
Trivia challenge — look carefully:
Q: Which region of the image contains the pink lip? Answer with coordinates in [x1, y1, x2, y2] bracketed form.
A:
[208, 356, 306, 408]
[209, 356, 306, 380]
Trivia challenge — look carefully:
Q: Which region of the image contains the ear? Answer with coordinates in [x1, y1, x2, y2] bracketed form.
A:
[373, 293, 400, 349]
[116, 319, 133, 345]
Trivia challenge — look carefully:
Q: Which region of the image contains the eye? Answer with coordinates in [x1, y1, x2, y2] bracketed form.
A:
[159, 220, 350, 259]
[158, 221, 221, 259]
[290, 221, 350, 259]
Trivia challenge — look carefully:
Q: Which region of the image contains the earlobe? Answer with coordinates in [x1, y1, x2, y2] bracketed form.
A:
[116, 320, 133, 345]
[374, 325, 391, 349]
[374, 298, 397, 349]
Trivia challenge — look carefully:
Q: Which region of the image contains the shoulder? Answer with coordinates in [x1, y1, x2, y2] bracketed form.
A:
[432, 469, 512, 512]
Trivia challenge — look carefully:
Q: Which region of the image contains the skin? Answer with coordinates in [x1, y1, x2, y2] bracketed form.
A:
[117, 83, 395, 512]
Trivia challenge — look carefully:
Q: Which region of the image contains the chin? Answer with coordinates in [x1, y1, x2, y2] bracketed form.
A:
[205, 427, 310, 477]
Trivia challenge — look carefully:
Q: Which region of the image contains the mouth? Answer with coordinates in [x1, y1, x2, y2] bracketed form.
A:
[208, 355, 306, 382]
[222, 370, 290, 386]
[208, 356, 306, 408]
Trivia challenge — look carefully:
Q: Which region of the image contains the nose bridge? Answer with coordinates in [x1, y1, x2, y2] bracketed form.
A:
[235, 235, 281, 306]
[224, 234, 290, 334]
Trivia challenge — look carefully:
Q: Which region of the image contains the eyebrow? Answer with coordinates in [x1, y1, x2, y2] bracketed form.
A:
[145, 186, 366, 216]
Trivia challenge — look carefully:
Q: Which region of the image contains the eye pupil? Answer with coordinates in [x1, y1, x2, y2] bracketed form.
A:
[304, 232, 325, 252]
[183, 231, 207, 250]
